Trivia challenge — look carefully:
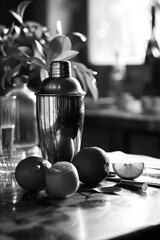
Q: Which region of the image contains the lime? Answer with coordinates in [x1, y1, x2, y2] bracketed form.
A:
[112, 162, 145, 180]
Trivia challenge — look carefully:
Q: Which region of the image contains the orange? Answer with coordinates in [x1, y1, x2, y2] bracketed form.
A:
[45, 161, 79, 198]
[15, 156, 51, 192]
[72, 146, 110, 185]
[112, 162, 145, 180]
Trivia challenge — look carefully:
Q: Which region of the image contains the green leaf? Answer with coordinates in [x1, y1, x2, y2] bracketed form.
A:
[85, 73, 98, 101]
[18, 46, 33, 56]
[68, 32, 87, 42]
[0, 25, 6, 32]
[17, 1, 31, 19]
[40, 68, 49, 81]
[28, 57, 47, 70]
[71, 61, 89, 71]
[1, 63, 23, 88]
[0, 44, 6, 56]
[1, 70, 9, 89]
[46, 35, 72, 63]
[34, 40, 45, 60]
[6, 63, 23, 84]
[53, 50, 79, 61]
[6, 48, 29, 60]
[14, 25, 21, 35]
[71, 62, 98, 101]
[73, 66, 88, 93]
[7, 22, 16, 36]
[9, 10, 23, 24]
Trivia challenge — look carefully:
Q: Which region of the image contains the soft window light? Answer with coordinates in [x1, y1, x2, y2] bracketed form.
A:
[87, 0, 152, 65]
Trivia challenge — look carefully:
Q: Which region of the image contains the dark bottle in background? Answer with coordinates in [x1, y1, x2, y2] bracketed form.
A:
[144, 4, 160, 96]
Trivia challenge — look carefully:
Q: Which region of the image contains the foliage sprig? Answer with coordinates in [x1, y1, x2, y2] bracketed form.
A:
[0, 1, 98, 100]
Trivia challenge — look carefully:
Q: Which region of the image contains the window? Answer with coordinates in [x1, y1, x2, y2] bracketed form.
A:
[87, 0, 158, 65]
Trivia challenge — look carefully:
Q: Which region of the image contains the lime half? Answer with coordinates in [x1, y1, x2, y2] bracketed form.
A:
[112, 162, 145, 180]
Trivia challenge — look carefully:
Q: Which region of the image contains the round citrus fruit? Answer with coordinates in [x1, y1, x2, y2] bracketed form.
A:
[15, 156, 52, 192]
[72, 146, 110, 185]
[112, 162, 145, 180]
[45, 161, 79, 198]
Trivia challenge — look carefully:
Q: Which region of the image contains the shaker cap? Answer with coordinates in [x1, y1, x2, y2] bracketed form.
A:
[37, 61, 86, 96]
[50, 61, 70, 78]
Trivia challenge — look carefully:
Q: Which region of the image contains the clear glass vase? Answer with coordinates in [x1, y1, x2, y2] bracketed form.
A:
[5, 75, 39, 151]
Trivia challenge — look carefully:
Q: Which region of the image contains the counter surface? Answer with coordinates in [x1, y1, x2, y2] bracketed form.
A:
[1, 153, 160, 240]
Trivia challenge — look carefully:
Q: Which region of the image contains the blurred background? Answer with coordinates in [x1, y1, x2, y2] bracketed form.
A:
[1, 0, 160, 158]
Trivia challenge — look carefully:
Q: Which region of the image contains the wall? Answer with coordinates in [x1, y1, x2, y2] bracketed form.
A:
[0, 0, 159, 98]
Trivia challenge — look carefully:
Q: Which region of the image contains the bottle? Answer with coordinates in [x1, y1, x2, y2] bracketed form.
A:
[108, 52, 126, 107]
[5, 75, 39, 151]
[36, 61, 86, 164]
[144, 4, 160, 96]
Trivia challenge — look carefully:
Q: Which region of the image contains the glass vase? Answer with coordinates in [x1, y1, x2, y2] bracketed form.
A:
[5, 75, 39, 151]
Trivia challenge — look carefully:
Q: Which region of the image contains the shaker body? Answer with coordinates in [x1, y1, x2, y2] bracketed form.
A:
[36, 94, 85, 164]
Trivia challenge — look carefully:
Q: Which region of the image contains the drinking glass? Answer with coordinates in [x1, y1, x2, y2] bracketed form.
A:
[0, 96, 17, 152]
[0, 150, 26, 173]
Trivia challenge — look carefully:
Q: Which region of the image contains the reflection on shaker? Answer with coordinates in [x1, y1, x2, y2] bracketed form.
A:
[44, 128, 75, 162]
[37, 96, 85, 164]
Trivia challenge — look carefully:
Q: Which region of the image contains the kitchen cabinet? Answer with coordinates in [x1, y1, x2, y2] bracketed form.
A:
[82, 107, 160, 158]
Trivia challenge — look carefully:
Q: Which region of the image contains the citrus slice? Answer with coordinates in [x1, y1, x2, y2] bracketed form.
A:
[112, 162, 145, 180]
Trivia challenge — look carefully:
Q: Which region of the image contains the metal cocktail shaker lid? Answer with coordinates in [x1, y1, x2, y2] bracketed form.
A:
[50, 61, 70, 78]
[37, 61, 86, 96]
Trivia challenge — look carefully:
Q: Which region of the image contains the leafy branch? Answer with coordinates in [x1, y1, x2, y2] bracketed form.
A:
[0, 1, 98, 101]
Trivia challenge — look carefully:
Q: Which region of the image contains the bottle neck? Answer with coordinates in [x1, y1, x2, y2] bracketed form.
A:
[49, 61, 71, 78]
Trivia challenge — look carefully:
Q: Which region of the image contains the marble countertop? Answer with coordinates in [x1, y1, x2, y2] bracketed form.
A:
[1, 153, 160, 240]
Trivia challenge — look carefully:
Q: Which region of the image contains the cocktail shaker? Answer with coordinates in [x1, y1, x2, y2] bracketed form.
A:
[36, 61, 85, 164]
